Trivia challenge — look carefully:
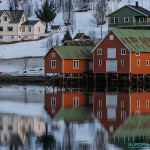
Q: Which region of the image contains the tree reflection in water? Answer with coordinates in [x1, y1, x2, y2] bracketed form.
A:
[36, 123, 56, 150]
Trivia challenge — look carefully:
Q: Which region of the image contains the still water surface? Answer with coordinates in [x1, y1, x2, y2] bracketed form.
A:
[0, 85, 149, 150]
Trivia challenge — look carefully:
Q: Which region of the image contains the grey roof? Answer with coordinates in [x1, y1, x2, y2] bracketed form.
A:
[0, 10, 3, 16]
[51, 25, 61, 29]
[22, 20, 39, 26]
[0, 10, 24, 23]
[129, 5, 150, 16]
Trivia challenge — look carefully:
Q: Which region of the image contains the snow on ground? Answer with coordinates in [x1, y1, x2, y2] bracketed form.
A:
[0, 101, 46, 117]
[0, 39, 48, 59]
[0, 11, 108, 60]
[1, 0, 150, 60]
[0, 0, 150, 75]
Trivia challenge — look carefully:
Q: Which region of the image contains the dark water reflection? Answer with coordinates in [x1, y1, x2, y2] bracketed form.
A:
[0, 85, 150, 150]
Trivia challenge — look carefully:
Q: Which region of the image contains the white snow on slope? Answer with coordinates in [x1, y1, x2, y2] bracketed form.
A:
[0, 39, 48, 59]
[0, 0, 150, 60]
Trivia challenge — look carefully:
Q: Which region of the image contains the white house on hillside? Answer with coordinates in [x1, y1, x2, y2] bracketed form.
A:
[0, 10, 45, 42]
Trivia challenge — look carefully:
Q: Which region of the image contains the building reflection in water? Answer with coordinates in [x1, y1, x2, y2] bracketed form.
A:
[1, 85, 150, 150]
[93, 92, 130, 135]
[0, 114, 45, 149]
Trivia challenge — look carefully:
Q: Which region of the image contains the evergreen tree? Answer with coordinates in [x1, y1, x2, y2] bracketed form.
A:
[35, 0, 56, 33]
[62, 29, 72, 43]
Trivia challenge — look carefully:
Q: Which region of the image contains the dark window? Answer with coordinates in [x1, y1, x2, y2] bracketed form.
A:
[73, 60, 79, 69]
[99, 60, 102, 66]
[97, 49, 102, 55]
[0, 27, 3, 31]
[121, 49, 126, 55]
[51, 60, 56, 69]
[124, 17, 129, 22]
[4, 16, 7, 21]
[8, 27, 13, 31]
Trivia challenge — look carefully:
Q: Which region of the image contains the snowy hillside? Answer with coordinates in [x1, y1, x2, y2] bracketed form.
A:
[1, 0, 150, 59]
[0, 0, 150, 75]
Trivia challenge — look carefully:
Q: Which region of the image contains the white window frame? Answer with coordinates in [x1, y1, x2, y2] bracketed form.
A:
[124, 17, 129, 22]
[135, 52, 140, 56]
[73, 97, 79, 107]
[51, 60, 56, 69]
[121, 59, 124, 66]
[97, 48, 102, 55]
[137, 60, 140, 66]
[146, 100, 149, 108]
[146, 60, 149, 66]
[52, 53, 56, 57]
[4, 16, 7, 21]
[121, 111, 126, 120]
[99, 100, 102, 107]
[137, 101, 140, 108]
[115, 17, 119, 24]
[110, 35, 114, 40]
[99, 60, 102, 66]
[97, 111, 102, 119]
[139, 17, 144, 22]
[110, 17, 115, 24]
[110, 17, 119, 24]
[121, 49, 126, 55]
[133, 16, 136, 22]
[73, 60, 79, 69]
[51, 97, 56, 107]
[121, 100, 124, 108]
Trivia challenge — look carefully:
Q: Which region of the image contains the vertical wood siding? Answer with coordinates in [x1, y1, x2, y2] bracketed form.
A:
[45, 48, 63, 74]
[63, 60, 90, 73]
[94, 31, 130, 73]
[63, 92, 89, 107]
[130, 92, 150, 115]
[93, 92, 130, 135]
[131, 53, 150, 74]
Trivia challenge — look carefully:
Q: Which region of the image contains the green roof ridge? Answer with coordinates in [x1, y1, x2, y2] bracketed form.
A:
[54, 106, 93, 121]
[114, 115, 150, 137]
[53, 46, 94, 59]
[112, 29, 150, 52]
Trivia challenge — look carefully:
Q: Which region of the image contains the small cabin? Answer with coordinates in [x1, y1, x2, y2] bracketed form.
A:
[44, 46, 94, 76]
[73, 33, 90, 41]
[51, 25, 61, 33]
[107, 2, 150, 31]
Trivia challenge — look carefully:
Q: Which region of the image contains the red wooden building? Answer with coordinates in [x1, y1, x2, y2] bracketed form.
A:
[44, 46, 94, 75]
[93, 29, 150, 75]
[93, 92, 130, 135]
[45, 91, 63, 118]
[45, 90, 91, 118]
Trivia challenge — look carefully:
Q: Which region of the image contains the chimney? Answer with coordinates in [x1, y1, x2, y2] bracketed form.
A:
[136, 1, 138, 8]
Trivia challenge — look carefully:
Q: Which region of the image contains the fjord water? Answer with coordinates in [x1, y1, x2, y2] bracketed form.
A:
[0, 85, 149, 150]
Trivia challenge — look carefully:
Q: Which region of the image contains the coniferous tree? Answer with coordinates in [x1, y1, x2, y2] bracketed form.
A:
[35, 0, 56, 32]
[62, 29, 72, 43]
